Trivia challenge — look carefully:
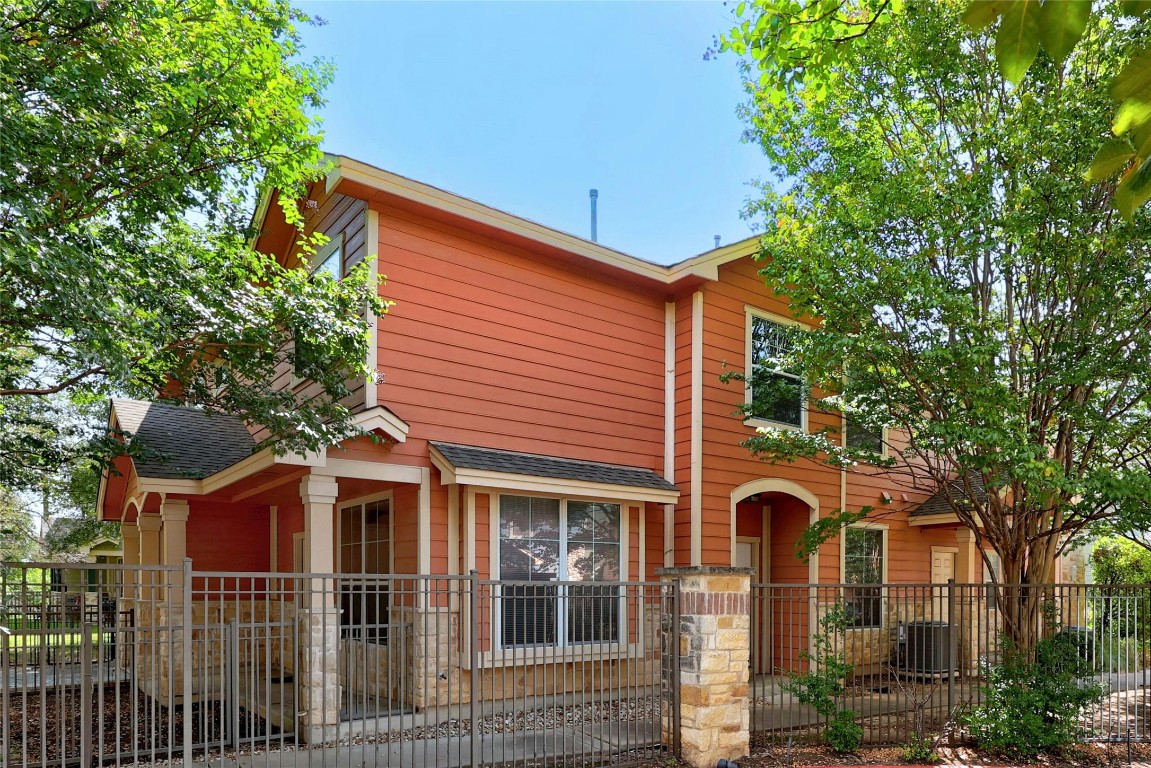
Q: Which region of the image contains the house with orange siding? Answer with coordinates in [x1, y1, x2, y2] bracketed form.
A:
[95, 155, 1002, 716]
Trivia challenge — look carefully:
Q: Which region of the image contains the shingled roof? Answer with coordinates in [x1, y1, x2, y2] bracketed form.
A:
[111, 399, 257, 480]
[912, 472, 989, 517]
[429, 441, 678, 492]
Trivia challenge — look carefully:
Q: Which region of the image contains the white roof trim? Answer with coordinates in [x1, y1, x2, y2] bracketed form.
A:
[352, 406, 409, 443]
[327, 155, 762, 285]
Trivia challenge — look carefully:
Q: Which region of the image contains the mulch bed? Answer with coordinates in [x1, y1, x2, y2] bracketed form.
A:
[732, 742, 1151, 767]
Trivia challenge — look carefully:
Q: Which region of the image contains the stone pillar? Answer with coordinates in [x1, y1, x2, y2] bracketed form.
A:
[298, 474, 341, 743]
[658, 567, 752, 768]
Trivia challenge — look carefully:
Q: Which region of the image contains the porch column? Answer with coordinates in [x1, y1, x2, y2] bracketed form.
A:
[160, 499, 190, 567]
[121, 521, 140, 600]
[659, 567, 752, 768]
[954, 528, 979, 583]
[298, 474, 341, 743]
[954, 528, 981, 675]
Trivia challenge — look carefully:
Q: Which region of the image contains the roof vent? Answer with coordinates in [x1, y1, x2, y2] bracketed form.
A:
[589, 189, 599, 243]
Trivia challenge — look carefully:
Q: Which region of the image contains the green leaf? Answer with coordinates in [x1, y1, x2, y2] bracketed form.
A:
[963, 0, 1009, 31]
[1113, 45, 1151, 102]
[1114, 98, 1151, 137]
[996, 0, 1042, 84]
[1085, 140, 1135, 182]
[1115, 157, 1151, 218]
[1038, 0, 1090, 64]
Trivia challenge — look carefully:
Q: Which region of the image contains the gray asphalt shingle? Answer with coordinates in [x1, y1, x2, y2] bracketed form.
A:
[111, 399, 257, 480]
[430, 441, 678, 492]
[912, 472, 988, 517]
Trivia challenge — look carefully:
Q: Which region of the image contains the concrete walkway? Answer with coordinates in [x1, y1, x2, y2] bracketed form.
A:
[197, 722, 661, 768]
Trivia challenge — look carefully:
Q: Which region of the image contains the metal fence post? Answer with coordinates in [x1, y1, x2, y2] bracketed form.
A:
[80, 621, 94, 768]
[671, 582, 682, 758]
[468, 570, 480, 768]
[182, 559, 193, 764]
[947, 578, 956, 714]
[229, 617, 241, 749]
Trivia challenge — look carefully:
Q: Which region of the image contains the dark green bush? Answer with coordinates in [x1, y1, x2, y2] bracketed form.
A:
[961, 633, 1105, 759]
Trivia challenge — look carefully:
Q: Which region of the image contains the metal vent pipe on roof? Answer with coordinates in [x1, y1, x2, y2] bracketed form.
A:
[714, 235, 721, 248]
[589, 189, 598, 242]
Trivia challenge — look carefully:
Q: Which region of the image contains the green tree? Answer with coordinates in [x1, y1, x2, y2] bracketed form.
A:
[0, 488, 34, 561]
[729, 1, 1151, 649]
[0, 0, 386, 488]
[720, 0, 1151, 215]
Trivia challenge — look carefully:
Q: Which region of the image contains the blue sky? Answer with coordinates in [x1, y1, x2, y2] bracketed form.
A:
[296, 1, 773, 264]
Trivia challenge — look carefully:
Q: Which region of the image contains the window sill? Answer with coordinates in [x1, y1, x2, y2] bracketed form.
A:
[744, 416, 805, 433]
[469, 642, 643, 669]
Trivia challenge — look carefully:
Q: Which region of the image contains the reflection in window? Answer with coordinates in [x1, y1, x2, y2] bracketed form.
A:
[339, 498, 390, 643]
[499, 495, 621, 647]
[844, 527, 884, 628]
[748, 314, 803, 428]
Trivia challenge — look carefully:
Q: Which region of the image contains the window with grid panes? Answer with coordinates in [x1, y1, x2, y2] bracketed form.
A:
[844, 527, 884, 628]
[338, 497, 390, 643]
[498, 495, 621, 647]
[748, 313, 804, 428]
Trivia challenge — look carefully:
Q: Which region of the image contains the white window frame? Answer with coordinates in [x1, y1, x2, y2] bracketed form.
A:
[309, 232, 344, 280]
[840, 522, 888, 629]
[335, 490, 396, 575]
[491, 491, 630, 654]
[744, 306, 807, 432]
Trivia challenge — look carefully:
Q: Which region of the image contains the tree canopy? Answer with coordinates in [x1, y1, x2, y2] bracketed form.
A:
[720, 0, 1151, 215]
[726, 0, 1151, 644]
[0, 0, 385, 489]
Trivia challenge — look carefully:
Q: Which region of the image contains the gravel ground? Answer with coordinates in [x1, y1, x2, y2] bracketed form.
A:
[4, 684, 661, 766]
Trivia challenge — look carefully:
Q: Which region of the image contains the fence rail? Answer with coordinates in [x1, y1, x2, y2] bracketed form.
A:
[749, 582, 1151, 747]
[0, 563, 674, 768]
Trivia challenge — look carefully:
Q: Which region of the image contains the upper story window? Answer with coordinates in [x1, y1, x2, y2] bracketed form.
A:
[310, 234, 343, 280]
[338, 494, 391, 642]
[498, 494, 621, 647]
[845, 414, 885, 454]
[844, 526, 885, 628]
[746, 309, 804, 429]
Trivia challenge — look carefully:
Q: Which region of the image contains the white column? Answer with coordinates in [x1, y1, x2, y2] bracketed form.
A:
[300, 474, 338, 574]
[121, 521, 140, 600]
[160, 499, 190, 566]
[297, 473, 341, 743]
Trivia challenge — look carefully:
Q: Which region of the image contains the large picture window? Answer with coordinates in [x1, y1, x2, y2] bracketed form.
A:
[845, 413, 885, 454]
[338, 496, 391, 642]
[747, 311, 804, 428]
[844, 526, 884, 628]
[499, 495, 621, 647]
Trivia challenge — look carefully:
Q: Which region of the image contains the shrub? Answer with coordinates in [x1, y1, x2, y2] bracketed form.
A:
[961, 633, 1105, 758]
[901, 735, 938, 764]
[786, 604, 862, 753]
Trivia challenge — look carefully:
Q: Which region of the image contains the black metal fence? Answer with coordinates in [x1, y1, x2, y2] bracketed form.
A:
[749, 582, 1151, 747]
[1, 563, 675, 768]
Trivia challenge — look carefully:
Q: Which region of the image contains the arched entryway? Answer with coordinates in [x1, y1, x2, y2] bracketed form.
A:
[730, 478, 820, 679]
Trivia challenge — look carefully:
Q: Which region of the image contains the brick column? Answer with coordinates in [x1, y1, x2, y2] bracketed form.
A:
[298, 474, 341, 743]
[659, 567, 752, 768]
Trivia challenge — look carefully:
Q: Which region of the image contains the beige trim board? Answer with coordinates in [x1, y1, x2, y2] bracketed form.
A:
[326, 154, 761, 285]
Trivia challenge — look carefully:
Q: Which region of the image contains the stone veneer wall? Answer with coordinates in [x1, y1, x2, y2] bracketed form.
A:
[659, 567, 752, 768]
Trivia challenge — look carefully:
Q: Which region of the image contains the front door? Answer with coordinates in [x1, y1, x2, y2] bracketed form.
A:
[735, 541, 755, 570]
[931, 547, 957, 621]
